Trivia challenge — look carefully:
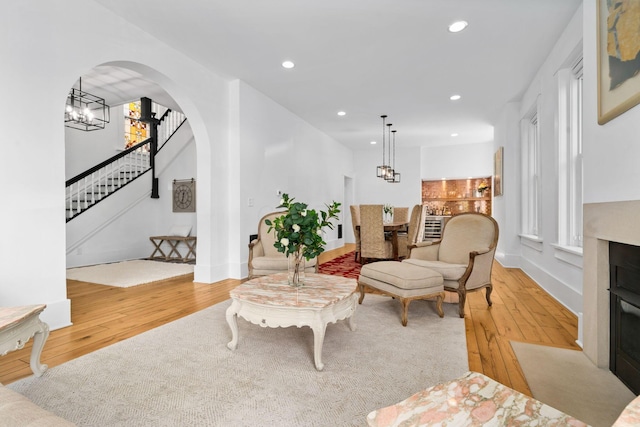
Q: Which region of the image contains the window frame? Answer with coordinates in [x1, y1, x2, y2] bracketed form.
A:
[521, 101, 541, 238]
[557, 56, 584, 251]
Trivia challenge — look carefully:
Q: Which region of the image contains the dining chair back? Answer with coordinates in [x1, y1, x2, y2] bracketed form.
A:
[394, 207, 409, 224]
[397, 204, 423, 258]
[359, 204, 394, 263]
[350, 205, 361, 262]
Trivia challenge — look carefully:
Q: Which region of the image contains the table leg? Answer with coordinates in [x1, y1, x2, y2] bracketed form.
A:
[149, 238, 167, 259]
[226, 300, 240, 350]
[185, 239, 197, 261]
[347, 294, 358, 332]
[392, 230, 399, 260]
[311, 316, 327, 371]
[166, 240, 182, 261]
[30, 319, 49, 377]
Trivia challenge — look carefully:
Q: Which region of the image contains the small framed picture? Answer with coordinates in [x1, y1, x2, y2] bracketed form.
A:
[494, 147, 503, 197]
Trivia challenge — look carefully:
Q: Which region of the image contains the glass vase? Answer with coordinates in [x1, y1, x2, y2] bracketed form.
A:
[288, 253, 305, 287]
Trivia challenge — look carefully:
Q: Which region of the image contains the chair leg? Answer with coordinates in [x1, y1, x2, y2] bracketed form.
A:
[485, 284, 493, 306]
[435, 292, 445, 318]
[457, 289, 466, 318]
[358, 283, 366, 304]
[400, 298, 410, 327]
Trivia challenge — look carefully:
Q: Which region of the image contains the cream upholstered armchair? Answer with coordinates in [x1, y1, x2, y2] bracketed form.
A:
[359, 204, 394, 264]
[403, 212, 499, 317]
[247, 211, 318, 278]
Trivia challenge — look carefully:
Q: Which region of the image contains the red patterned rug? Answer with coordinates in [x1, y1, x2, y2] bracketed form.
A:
[318, 251, 361, 279]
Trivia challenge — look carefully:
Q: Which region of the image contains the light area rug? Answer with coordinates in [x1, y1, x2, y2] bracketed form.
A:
[511, 341, 636, 427]
[10, 295, 468, 427]
[66, 260, 194, 287]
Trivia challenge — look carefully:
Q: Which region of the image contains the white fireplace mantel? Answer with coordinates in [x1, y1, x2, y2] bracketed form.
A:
[583, 200, 640, 368]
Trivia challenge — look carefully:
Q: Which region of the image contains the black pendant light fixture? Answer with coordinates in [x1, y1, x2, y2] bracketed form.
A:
[376, 115, 389, 178]
[387, 129, 401, 183]
[65, 77, 111, 131]
[376, 114, 401, 183]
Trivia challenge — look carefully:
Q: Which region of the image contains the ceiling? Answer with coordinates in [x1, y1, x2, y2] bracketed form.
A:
[83, 0, 581, 150]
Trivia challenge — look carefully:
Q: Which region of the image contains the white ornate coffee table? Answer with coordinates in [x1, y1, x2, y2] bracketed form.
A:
[0, 304, 50, 377]
[226, 272, 358, 371]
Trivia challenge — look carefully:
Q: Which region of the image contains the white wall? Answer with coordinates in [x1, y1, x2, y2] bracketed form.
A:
[421, 142, 494, 181]
[354, 146, 422, 207]
[492, 103, 522, 267]
[227, 81, 355, 278]
[65, 111, 125, 179]
[583, 2, 640, 204]
[493, 4, 584, 316]
[0, 0, 229, 329]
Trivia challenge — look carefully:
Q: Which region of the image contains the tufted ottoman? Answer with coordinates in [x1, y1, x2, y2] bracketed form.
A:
[358, 261, 445, 326]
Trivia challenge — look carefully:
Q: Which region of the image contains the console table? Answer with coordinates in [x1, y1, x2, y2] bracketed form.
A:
[0, 304, 49, 377]
[226, 273, 358, 371]
[149, 235, 197, 262]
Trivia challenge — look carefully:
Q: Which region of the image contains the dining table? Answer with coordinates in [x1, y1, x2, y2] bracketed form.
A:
[357, 220, 409, 260]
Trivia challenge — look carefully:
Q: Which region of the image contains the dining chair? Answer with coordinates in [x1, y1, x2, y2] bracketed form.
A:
[397, 204, 425, 258]
[359, 204, 394, 264]
[349, 205, 361, 262]
[393, 207, 409, 224]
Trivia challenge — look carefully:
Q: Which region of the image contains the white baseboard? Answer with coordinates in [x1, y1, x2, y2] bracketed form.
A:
[519, 258, 582, 316]
[495, 251, 521, 268]
[41, 299, 72, 331]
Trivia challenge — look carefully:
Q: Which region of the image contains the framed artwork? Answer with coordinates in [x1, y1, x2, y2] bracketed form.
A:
[597, 0, 640, 124]
[494, 147, 503, 197]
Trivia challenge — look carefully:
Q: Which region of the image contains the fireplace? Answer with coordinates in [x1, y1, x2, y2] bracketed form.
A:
[583, 200, 640, 374]
[609, 241, 640, 394]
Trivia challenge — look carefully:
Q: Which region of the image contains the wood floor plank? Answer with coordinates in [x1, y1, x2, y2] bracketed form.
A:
[1, 247, 580, 400]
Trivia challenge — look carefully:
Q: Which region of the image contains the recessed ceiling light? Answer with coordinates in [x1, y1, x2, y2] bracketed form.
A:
[282, 60, 295, 69]
[448, 21, 468, 33]
[450, 94, 461, 101]
[451, 133, 459, 137]
[337, 111, 346, 116]
[370, 141, 377, 145]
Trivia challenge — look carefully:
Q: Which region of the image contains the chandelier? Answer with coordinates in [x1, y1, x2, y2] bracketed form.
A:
[65, 77, 111, 131]
[375, 115, 401, 183]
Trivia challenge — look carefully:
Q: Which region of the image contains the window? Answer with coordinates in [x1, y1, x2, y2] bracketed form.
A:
[521, 103, 541, 237]
[124, 101, 148, 149]
[557, 57, 583, 248]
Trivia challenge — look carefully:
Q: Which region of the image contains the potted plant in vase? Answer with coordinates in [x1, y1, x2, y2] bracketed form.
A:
[383, 204, 394, 223]
[266, 194, 341, 286]
[477, 181, 489, 197]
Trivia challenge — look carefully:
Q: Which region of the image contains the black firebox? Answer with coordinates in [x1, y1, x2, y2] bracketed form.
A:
[609, 241, 640, 395]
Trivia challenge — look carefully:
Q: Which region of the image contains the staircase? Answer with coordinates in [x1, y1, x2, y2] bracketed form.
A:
[66, 107, 186, 221]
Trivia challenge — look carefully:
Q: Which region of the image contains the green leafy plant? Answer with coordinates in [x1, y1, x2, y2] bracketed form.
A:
[265, 193, 341, 261]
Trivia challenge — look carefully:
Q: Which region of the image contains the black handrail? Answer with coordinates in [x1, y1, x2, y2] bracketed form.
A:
[157, 117, 187, 153]
[65, 138, 151, 187]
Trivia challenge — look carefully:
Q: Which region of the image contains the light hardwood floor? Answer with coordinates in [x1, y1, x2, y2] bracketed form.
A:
[1, 244, 580, 397]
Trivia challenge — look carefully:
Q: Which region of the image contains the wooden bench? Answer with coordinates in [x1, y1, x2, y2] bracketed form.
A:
[149, 236, 197, 262]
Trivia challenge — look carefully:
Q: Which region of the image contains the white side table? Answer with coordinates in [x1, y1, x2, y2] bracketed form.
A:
[226, 273, 357, 371]
[0, 304, 50, 377]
